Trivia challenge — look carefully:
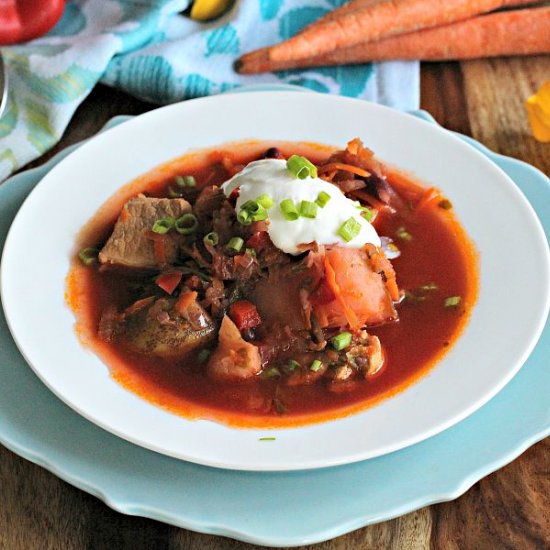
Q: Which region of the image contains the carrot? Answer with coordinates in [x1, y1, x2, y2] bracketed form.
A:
[267, 0, 538, 63]
[236, 7, 550, 74]
[323, 254, 359, 329]
[175, 290, 198, 316]
[317, 162, 371, 179]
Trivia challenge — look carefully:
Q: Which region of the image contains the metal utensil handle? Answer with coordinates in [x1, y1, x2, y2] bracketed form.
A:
[0, 52, 8, 119]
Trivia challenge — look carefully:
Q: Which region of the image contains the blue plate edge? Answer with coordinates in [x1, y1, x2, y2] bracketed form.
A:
[1, 104, 549, 547]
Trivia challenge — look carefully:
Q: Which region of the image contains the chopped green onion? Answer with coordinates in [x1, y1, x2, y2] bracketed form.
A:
[286, 155, 318, 179]
[238, 200, 268, 224]
[404, 290, 427, 303]
[299, 200, 318, 219]
[396, 226, 413, 242]
[286, 359, 300, 372]
[226, 236, 244, 253]
[237, 208, 252, 225]
[316, 191, 331, 208]
[78, 247, 99, 266]
[310, 359, 323, 372]
[203, 232, 219, 247]
[444, 296, 462, 308]
[337, 217, 362, 242]
[331, 331, 352, 351]
[259, 437, 276, 441]
[279, 199, 299, 221]
[273, 398, 288, 414]
[356, 205, 374, 222]
[256, 193, 274, 209]
[264, 367, 281, 379]
[174, 213, 198, 235]
[152, 217, 175, 235]
[438, 199, 453, 210]
[420, 282, 438, 291]
[197, 349, 211, 363]
[167, 186, 183, 198]
[387, 242, 400, 254]
[245, 248, 257, 257]
[175, 175, 196, 188]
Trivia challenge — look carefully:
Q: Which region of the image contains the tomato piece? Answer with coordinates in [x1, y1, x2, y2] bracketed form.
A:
[156, 272, 183, 295]
[229, 300, 261, 331]
[245, 231, 270, 252]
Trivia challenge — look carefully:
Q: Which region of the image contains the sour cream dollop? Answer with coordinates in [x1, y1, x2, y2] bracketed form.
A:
[221, 159, 381, 255]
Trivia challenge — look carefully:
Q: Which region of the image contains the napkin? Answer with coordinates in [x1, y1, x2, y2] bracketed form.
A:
[0, 0, 419, 182]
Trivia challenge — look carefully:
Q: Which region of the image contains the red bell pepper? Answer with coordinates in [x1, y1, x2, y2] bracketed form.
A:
[156, 271, 183, 295]
[229, 300, 261, 332]
[0, 0, 65, 45]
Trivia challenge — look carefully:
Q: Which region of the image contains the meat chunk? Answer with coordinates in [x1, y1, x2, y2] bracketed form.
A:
[207, 316, 261, 382]
[118, 297, 215, 358]
[99, 196, 191, 269]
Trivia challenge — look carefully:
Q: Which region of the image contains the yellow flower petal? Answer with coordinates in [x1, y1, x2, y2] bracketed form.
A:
[525, 80, 550, 143]
[190, 0, 233, 21]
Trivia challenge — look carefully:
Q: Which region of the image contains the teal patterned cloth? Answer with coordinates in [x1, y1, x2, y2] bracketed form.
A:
[0, 0, 419, 181]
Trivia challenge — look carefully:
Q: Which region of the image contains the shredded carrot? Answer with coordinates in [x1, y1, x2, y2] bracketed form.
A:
[151, 235, 167, 265]
[350, 189, 391, 213]
[318, 162, 370, 179]
[324, 255, 359, 330]
[125, 296, 156, 315]
[175, 291, 198, 316]
[119, 205, 130, 223]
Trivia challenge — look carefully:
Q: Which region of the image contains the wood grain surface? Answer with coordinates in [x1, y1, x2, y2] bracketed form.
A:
[1, 59, 549, 550]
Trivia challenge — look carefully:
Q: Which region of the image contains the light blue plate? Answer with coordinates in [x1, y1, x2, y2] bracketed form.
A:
[0, 102, 549, 547]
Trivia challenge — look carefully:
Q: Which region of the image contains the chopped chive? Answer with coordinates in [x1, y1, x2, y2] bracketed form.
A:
[331, 331, 352, 351]
[245, 247, 257, 257]
[264, 367, 281, 379]
[152, 217, 175, 235]
[256, 193, 274, 209]
[226, 237, 244, 253]
[167, 185, 183, 198]
[310, 359, 323, 372]
[286, 155, 318, 179]
[259, 437, 276, 441]
[203, 231, 219, 247]
[396, 226, 413, 242]
[338, 217, 362, 242]
[438, 199, 453, 210]
[279, 198, 299, 221]
[78, 247, 99, 266]
[174, 213, 198, 235]
[315, 191, 331, 208]
[286, 359, 300, 372]
[197, 349, 211, 363]
[444, 296, 462, 308]
[300, 200, 318, 219]
[175, 175, 196, 188]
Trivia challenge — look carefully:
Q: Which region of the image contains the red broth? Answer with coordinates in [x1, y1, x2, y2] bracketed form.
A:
[67, 141, 478, 428]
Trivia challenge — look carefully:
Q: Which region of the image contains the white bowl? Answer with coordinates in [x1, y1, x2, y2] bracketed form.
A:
[2, 92, 549, 471]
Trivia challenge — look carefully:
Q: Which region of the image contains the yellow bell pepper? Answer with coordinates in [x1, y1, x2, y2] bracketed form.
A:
[190, 0, 233, 21]
[525, 80, 550, 143]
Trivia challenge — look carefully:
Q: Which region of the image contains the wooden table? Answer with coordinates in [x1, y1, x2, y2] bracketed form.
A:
[1, 58, 549, 549]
